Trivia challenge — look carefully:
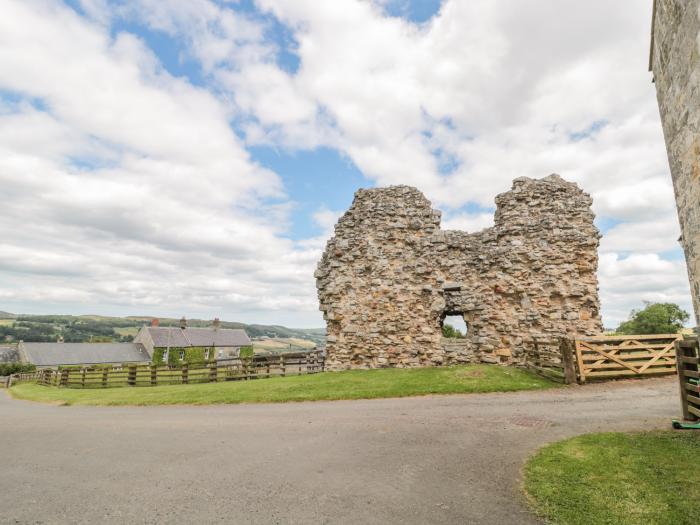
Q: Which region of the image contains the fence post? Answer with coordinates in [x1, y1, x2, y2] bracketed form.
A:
[209, 362, 217, 383]
[559, 337, 578, 385]
[150, 364, 157, 386]
[280, 355, 285, 377]
[182, 363, 188, 385]
[60, 369, 68, 387]
[102, 368, 109, 388]
[128, 365, 137, 386]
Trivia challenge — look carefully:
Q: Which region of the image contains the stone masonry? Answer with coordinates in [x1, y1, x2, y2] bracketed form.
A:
[651, 0, 700, 325]
[316, 175, 603, 370]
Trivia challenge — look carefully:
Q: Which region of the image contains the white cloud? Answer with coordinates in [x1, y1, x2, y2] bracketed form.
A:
[0, 0, 693, 330]
[442, 213, 494, 233]
[598, 253, 692, 327]
[0, 0, 320, 325]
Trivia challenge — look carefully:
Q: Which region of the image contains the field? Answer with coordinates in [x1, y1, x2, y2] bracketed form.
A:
[10, 364, 556, 406]
[524, 431, 700, 525]
[0, 312, 325, 346]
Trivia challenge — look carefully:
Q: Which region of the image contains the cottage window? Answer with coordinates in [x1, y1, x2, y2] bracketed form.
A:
[179, 350, 185, 361]
[204, 349, 210, 360]
[218, 350, 223, 358]
[163, 350, 169, 362]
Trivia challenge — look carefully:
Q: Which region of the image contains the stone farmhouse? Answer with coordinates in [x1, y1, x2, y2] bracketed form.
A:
[133, 318, 252, 365]
[8, 318, 251, 368]
[316, 175, 602, 370]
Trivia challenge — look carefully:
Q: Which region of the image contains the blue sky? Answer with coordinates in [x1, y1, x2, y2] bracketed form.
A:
[0, 0, 691, 327]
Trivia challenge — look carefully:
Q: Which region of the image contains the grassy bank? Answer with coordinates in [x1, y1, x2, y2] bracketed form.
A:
[524, 431, 700, 525]
[9, 364, 555, 406]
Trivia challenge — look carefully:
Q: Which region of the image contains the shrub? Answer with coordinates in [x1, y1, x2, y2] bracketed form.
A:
[0, 362, 36, 376]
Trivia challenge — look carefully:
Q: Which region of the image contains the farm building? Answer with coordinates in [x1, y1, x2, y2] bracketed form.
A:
[18, 342, 151, 368]
[133, 318, 251, 365]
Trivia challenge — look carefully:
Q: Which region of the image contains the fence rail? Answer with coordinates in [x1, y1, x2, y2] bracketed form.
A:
[574, 334, 682, 383]
[675, 338, 700, 421]
[29, 351, 324, 389]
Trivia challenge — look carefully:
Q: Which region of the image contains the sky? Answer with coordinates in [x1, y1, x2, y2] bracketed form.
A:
[0, 0, 691, 328]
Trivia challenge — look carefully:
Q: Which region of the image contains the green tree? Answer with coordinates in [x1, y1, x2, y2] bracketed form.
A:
[616, 302, 689, 335]
[441, 324, 465, 338]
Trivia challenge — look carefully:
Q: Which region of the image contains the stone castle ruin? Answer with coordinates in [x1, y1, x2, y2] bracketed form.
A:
[315, 175, 603, 370]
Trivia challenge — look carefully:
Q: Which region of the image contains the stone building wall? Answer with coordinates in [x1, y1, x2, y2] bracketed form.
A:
[315, 175, 602, 370]
[651, 0, 700, 325]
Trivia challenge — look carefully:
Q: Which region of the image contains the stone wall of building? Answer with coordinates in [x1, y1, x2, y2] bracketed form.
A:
[315, 175, 603, 370]
[651, 0, 700, 325]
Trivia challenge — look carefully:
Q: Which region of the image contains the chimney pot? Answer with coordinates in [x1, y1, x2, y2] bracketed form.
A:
[151, 318, 160, 327]
[213, 318, 220, 329]
[180, 316, 187, 329]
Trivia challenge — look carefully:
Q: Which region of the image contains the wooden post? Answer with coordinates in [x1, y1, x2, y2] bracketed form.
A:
[182, 363, 189, 385]
[559, 338, 578, 385]
[209, 362, 218, 383]
[151, 364, 157, 386]
[574, 340, 587, 384]
[128, 365, 137, 386]
[280, 355, 285, 377]
[102, 368, 109, 388]
[60, 369, 68, 387]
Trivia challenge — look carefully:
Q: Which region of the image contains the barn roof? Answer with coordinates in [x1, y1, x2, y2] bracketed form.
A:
[19, 342, 150, 367]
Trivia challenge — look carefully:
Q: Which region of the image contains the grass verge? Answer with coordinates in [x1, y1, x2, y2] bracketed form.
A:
[9, 364, 555, 406]
[524, 431, 700, 525]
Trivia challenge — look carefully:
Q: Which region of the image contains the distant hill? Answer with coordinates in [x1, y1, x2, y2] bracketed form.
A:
[0, 312, 325, 346]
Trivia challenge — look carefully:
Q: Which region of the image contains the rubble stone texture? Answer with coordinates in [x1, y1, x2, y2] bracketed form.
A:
[316, 175, 603, 370]
[651, 0, 700, 325]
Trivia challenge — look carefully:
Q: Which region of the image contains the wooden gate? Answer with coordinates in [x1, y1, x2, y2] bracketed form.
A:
[675, 338, 700, 421]
[574, 334, 682, 383]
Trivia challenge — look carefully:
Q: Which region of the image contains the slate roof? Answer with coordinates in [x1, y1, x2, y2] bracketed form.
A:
[20, 343, 151, 367]
[0, 346, 19, 363]
[146, 327, 251, 348]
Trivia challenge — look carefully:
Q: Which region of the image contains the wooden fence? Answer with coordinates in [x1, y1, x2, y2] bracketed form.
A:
[675, 337, 700, 421]
[522, 337, 577, 384]
[574, 334, 682, 383]
[31, 351, 324, 389]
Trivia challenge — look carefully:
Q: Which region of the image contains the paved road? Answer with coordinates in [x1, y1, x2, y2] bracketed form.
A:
[0, 378, 679, 524]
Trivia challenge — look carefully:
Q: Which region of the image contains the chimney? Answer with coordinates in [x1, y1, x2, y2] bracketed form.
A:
[212, 318, 220, 330]
[180, 316, 187, 329]
[151, 318, 160, 327]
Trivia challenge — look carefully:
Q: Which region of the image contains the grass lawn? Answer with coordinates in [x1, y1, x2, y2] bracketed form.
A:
[524, 431, 700, 525]
[9, 364, 555, 406]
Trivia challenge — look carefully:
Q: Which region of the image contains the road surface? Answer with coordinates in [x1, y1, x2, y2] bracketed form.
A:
[0, 378, 678, 524]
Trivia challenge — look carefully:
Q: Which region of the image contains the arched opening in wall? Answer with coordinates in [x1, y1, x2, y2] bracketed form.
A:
[441, 313, 468, 339]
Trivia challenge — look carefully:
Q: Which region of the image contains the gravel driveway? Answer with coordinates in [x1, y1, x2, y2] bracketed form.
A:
[0, 378, 678, 524]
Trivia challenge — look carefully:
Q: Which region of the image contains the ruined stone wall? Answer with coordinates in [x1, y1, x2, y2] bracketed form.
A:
[315, 175, 602, 370]
[651, 0, 700, 325]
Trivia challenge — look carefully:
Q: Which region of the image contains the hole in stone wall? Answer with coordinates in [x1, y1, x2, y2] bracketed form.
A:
[441, 314, 468, 338]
